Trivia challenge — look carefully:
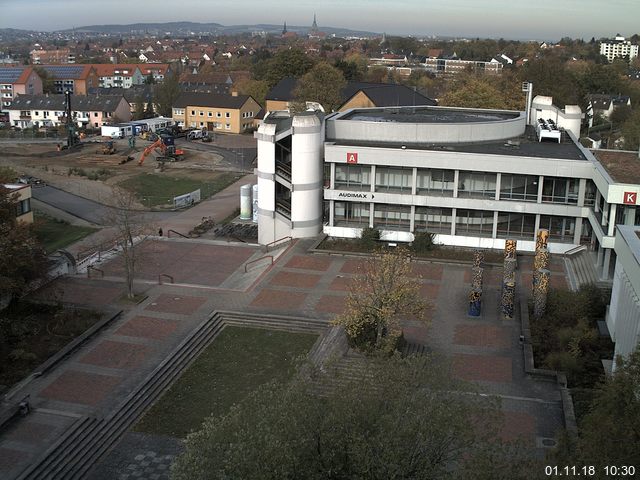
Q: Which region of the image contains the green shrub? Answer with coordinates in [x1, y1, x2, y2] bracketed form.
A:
[359, 227, 380, 249]
[411, 231, 435, 254]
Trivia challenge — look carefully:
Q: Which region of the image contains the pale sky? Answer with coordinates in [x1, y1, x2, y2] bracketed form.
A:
[0, 0, 638, 40]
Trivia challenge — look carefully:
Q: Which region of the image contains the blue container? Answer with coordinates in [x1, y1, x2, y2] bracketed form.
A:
[468, 299, 481, 317]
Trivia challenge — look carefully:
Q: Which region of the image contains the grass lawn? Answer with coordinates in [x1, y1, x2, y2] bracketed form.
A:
[134, 326, 318, 438]
[33, 212, 97, 253]
[118, 172, 242, 208]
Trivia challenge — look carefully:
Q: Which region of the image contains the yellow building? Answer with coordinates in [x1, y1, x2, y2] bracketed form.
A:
[172, 92, 261, 134]
[3, 184, 33, 224]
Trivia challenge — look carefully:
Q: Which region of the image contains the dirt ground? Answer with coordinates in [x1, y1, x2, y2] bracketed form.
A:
[0, 139, 228, 204]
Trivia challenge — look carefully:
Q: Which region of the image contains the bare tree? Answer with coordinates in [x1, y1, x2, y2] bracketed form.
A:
[104, 187, 153, 299]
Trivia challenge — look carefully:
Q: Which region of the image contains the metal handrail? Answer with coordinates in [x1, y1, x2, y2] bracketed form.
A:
[244, 255, 273, 273]
[264, 236, 292, 252]
[564, 245, 587, 256]
[87, 266, 104, 278]
[167, 229, 189, 238]
[158, 273, 174, 285]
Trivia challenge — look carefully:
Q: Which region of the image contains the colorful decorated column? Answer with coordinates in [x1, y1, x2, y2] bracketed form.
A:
[532, 246, 550, 293]
[535, 229, 549, 252]
[468, 288, 482, 317]
[533, 268, 550, 319]
[504, 239, 517, 260]
[501, 281, 515, 319]
[473, 249, 485, 269]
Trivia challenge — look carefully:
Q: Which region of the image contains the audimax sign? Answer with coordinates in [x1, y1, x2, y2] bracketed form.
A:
[337, 192, 374, 199]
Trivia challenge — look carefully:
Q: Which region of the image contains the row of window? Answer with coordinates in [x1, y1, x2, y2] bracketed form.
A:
[333, 165, 591, 205]
[333, 202, 580, 242]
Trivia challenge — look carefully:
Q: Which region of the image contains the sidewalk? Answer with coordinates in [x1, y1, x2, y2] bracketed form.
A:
[61, 174, 256, 258]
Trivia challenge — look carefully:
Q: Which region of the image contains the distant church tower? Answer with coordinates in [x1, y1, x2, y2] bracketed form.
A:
[310, 14, 319, 35]
[282, 21, 287, 35]
[380, 32, 388, 46]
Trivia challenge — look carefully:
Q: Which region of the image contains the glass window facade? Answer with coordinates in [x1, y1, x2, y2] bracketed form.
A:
[496, 212, 536, 239]
[416, 168, 454, 196]
[334, 201, 370, 227]
[584, 180, 597, 207]
[455, 209, 494, 237]
[375, 167, 412, 193]
[335, 165, 371, 191]
[415, 207, 452, 234]
[539, 215, 575, 243]
[458, 171, 497, 198]
[500, 174, 538, 202]
[373, 204, 411, 231]
[542, 177, 579, 204]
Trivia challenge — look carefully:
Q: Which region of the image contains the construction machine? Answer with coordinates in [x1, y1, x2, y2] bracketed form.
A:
[101, 140, 116, 155]
[138, 135, 184, 166]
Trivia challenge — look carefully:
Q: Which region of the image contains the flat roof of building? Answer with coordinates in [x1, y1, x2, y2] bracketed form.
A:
[339, 106, 520, 124]
[591, 149, 640, 184]
[332, 126, 587, 161]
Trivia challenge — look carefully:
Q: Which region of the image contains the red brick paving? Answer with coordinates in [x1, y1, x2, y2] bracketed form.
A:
[0, 448, 28, 470]
[419, 283, 440, 299]
[314, 295, 347, 315]
[36, 280, 122, 307]
[4, 421, 59, 444]
[340, 259, 366, 274]
[410, 263, 443, 280]
[521, 272, 568, 290]
[453, 325, 511, 349]
[329, 276, 352, 292]
[500, 411, 536, 444]
[249, 289, 307, 310]
[285, 255, 332, 271]
[270, 271, 322, 288]
[101, 241, 256, 287]
[145, 294, 207, 315]
[463, 268, 503, 285]
[453, 354, 512, 383]
[402, 325, 430, 344]
[115, 315, 179, 340]
[39, 370, 122, 406]
[79, 340, 149, 369]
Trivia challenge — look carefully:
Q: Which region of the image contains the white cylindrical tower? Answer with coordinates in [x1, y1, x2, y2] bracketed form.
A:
[290, 112, 324, 238]
[240, 184, 252, 220]
[256, 122, 277, 245]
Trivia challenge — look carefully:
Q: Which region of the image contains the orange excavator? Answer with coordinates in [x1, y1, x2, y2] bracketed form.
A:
[138, 135, 184, 166]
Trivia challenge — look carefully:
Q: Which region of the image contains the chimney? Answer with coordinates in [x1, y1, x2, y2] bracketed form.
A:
[231, 91, 238, 97]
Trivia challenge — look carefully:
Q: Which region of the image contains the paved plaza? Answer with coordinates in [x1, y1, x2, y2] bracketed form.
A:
[0, 235, 569, 478]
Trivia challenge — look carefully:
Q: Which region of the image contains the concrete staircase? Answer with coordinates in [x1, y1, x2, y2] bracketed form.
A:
[564, 249, 599, 291]
[17, 312, 328, 480]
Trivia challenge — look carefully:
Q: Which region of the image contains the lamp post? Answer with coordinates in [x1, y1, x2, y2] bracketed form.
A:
[64, 89, 75, 148]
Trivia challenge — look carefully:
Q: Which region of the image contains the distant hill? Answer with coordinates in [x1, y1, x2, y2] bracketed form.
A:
[64, 21, 378, 38]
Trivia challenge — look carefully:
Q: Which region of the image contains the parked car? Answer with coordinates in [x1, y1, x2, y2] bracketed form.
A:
[17, 175, 46, 187]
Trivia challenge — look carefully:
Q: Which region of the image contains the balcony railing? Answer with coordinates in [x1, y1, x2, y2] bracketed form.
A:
[275, 200, 291, 219]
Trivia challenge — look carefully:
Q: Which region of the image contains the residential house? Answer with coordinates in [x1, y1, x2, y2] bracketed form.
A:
[172, 92, 260, 133]
[8, 94, 131, 129]
[138, 64, 171, 83]
[93, 64, 144, 88]
[265, 78, 436, 113]
[339, 83, 437, 110]
[587, 94, 632, 127]
[0, 66, 43, 111]
[37, 65, 99, 95]
[3, 184, 33, 224]
[30, 48, 75, 64]
[600, 34, 639, 62]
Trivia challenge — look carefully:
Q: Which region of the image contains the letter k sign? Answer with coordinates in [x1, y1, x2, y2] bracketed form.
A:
[624, 192, 637, 205]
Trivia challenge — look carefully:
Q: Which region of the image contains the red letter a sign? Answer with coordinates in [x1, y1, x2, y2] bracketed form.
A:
[347, 152, 358, 164]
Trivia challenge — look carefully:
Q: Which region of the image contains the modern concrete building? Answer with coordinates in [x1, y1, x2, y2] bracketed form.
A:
[3, 184, 33, 224]
[607, 225, 640, 368]
[599, 35, 639, 63]
[256, 100, 640, 283]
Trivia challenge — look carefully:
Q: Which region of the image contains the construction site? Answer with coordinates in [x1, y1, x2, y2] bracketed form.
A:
[0, 133, 257, 212]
